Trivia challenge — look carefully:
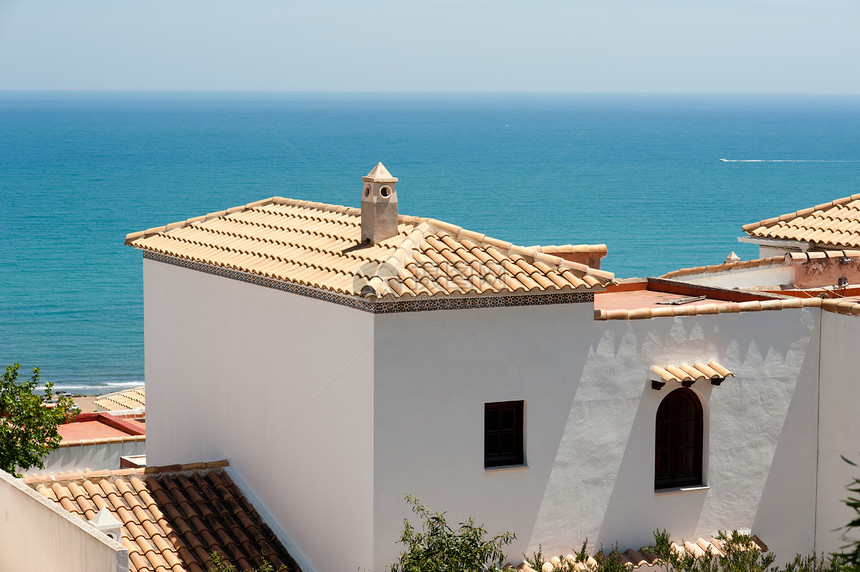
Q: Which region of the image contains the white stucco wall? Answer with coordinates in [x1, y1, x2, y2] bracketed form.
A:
[372, 306, 820, 568]
[21, 438, 147, 476]
[143, 259, 375, 572]
[678, 266, 794, 290]
[372, 302, 597, 570]
[759, 245, 794, 259]
[817, 311, 860, 555]
[0, 469, 128, 572]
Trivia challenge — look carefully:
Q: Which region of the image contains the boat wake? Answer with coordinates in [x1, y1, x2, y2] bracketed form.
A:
[720, 158, 858, 163]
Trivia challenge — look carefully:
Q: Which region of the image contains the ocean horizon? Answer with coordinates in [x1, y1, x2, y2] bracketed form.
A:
[2, 91, 859, 392]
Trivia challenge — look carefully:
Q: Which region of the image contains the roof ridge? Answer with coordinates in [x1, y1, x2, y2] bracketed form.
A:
[22, 459, 230, 484]
[594, 296, 821, 321]
[529, 243, 608, 254]
[661, 255, 786, 279]
[422, 219, 615, 281]
[364, 224, 432, 296]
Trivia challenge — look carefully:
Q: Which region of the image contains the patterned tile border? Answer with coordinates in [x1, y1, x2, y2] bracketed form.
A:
[144, 251, 593, 314]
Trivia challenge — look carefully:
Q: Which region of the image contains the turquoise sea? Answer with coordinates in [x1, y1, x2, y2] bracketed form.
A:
[2, 92, 859, 392]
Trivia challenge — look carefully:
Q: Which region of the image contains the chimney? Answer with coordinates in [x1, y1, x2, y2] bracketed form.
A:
[361, 162, 398, 244]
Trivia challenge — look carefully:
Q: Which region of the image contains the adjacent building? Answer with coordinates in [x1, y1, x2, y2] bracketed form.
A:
[739, 193, 860, 257]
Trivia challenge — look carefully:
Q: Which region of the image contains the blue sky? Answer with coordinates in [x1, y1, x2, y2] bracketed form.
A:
[1, 0, 858, 93]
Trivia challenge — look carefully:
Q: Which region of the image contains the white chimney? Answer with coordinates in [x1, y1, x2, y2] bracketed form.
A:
[89, 506, 122, 543]
[361, 162, 399, 244]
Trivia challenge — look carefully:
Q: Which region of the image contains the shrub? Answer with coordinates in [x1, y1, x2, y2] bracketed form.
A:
[391, 495, 516, 572]
[207, 551, 285, 572]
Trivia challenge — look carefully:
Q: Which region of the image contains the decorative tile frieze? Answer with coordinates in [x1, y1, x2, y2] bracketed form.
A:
[144, 251, 593, 314]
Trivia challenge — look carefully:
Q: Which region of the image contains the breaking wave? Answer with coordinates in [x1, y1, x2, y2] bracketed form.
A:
[41, 380, 145, 394]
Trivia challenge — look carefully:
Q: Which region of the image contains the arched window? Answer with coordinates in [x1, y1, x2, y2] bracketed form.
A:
[655, 388, 703, 489]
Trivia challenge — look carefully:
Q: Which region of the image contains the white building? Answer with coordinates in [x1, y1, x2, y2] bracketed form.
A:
[126, 164, 860, 571]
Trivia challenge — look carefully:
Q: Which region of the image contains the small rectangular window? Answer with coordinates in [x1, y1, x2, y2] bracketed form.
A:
[484, 401, 524, 468]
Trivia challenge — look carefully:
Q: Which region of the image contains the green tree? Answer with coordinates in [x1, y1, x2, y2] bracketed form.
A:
[391, 495, 516, 572]
[836, 456, 860, 571]
[0, 364, 76, 476]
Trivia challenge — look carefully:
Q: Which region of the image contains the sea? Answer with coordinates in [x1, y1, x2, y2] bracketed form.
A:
[2, 92, 859, 393]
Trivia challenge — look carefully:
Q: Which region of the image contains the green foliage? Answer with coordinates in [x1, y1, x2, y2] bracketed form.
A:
[781, 553, 845, 572]
[0, 364, 76, 476]
[523, 544, 545, 571]
[525, 531, 843, 572]
[207, 551, 285, 572]
[391, 495, 517, 572]
[839, 456, 860, 571]
[592, 544, 628, 572]
[647, 530, 776, 572]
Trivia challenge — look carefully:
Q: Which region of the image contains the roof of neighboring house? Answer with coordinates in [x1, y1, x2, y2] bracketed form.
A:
[125, 197, 613, 301]
[660, 255, 787, 281]
[742, 193, 860, 248]
[662, 250, 860, 285]
[95, 386, 146, 411]
[655, 251, 860, 318]
[57, 412, 146, 446]
[518, 535, 768, 571]
[593, 278, 824, 320]
[24, 460, 299, 572]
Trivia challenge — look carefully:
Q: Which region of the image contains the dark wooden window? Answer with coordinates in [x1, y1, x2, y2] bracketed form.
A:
[655, 388, 703, 489]
[484, 401, 524, 468]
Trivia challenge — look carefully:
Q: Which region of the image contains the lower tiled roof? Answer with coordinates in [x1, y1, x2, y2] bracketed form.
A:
[519, 535, 767, 571]
[24, 460, 298, 572]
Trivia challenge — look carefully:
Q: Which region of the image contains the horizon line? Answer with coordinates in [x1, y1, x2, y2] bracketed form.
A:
[2, 89, 859, 97]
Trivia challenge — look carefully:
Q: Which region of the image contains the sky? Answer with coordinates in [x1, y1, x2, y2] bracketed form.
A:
[1, 0, 859, 93]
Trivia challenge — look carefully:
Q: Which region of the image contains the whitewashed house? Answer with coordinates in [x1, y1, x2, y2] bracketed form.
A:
[126, 164, 859, 571]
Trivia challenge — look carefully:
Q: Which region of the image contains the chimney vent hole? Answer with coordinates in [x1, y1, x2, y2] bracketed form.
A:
[380, 186, 391, 198]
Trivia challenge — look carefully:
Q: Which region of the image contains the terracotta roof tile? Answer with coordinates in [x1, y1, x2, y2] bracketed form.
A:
[519, 535, 767, 570]
[743, 193, 860, 248]
[661, 256, 786, 280]
[651, 361, 734, 386]
[23, 461, 299, 572]
[126, 197, 613, 301]
[94, 386, 146, 411]
[594, 295, 822, 320]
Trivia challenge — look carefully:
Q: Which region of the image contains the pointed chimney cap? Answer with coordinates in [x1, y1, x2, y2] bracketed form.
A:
[725, 251, 741, 263]
[89, 506, 122, 543]
[90, 507, 120, 527]
[362, 162, 398, 183]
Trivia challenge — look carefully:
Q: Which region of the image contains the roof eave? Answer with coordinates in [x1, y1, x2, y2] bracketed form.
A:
[737, 236, 812, 251]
